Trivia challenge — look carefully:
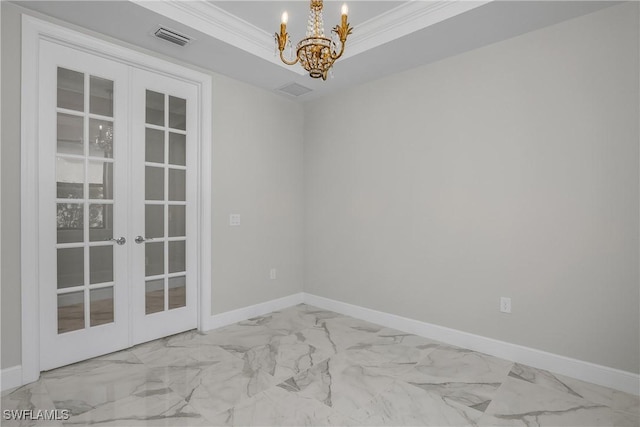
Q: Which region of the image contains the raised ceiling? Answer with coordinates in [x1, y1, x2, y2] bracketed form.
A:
[13, 1, 617, 101]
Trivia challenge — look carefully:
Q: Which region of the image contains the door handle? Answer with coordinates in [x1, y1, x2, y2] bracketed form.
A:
[110, 237, 126, 245]
[135, 236, 152, 244]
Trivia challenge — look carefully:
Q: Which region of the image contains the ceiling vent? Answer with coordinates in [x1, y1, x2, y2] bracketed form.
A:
[278, 83, 313, 97]
[154, 27, 192, 47]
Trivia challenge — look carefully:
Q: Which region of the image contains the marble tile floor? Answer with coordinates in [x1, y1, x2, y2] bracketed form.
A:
[2, 304, 639, 426]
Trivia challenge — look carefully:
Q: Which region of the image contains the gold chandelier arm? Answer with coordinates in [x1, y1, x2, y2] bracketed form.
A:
[275, 31, 299, 66]
[330, 22, 353, 60]
[280, 49, 299, 66]
[330, 39, 346, 60]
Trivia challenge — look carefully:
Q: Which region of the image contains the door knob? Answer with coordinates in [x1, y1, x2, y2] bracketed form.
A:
[111, 237, 126, 245]
[134, 236, 151, 244]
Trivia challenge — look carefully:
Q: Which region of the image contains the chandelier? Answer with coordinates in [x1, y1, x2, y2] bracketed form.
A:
[94, 124, 113, 155]
[275, 0, 353, 80]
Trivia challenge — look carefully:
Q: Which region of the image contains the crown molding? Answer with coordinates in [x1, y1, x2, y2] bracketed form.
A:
[345, 0, 492, 59]
[130, 0, 305, 75]
[131, 0, 492, 69]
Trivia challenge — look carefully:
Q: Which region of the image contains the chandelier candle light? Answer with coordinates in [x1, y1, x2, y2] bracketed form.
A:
[275, 0, 353, 80]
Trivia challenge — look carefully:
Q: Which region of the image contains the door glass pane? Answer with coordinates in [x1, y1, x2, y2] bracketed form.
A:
[57, 113, 84, 155]
[168, 205, 185, 237]
[54, 66, 122, 337]
[168, 133, 185, 166]
[57, 67, 84, 111]
[142, 88, 189, 318]
[168, 96, 186, 130]
[89, 119, 114, 158]
[145, 242, 164, 276]
[145, 205, 164, 238]
[145, 128, 164, 163]
[146, 90, 164, 126]
[145, 167, 164, 200]
[89, 204, 113, 242]
[90, 287, 114, 326]
[57, 203, 83, 243]
[57, 247, 84, 289]
[56, 157, 84, 199]
[90, 246, 113, 284]
[89, 161, 113, 199]
[89, 76, 114, 117]
[58, 291, 85, 333]
[168, 276, 186, 309]
[145, 279, 164, 314]
[168, 169, 185, 201]
[168, 240, 185, 273]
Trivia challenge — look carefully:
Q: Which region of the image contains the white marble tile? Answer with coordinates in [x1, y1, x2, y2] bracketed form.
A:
[369, 326, 442, 347]
[295, 318, 388, 356]
[342, 343, 423, 378]
[397, 344, 514, 384]
[196, 324, 288, 359]
[480, 376, 640, 427]
[388, 344, 512, 415]
[265, 333, 333, 381]
[6, 306, 638, 427]
[295, 304, 348, 322]
[148, 365, 205, 398]
[352, 379, 485, 426]
[291, 327, 341, 356]
[338, 327, 441, 378]
[410, 381, 502, 413]
[208, 386, 358, 426]
[323, 315, 388, 335]
[42, 353, 161, 417]
[554, 372, 640, 417]
[169, 356, 280, 420]
[509, 363, 640, 417]
[41, 351, 209, 426]
[61, 387, 208, 426]
[41, 349, 143, 380]
[237, 304, 345, 334]
[508, 363, 583, 396]
[132, 334, 240, 370]
[0, 381, 63, 427]
[277, 354, 396, 416]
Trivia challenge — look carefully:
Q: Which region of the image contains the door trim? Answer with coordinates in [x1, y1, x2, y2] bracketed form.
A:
[20, 15, 212, 384]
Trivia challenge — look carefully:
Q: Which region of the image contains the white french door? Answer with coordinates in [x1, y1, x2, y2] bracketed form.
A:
[38, 41, 199, 370]
[130, 68, 198, 344]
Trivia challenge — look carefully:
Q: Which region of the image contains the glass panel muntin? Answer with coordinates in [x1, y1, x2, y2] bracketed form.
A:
[144, 90, 187, 314]
[56, 67, 115, 334]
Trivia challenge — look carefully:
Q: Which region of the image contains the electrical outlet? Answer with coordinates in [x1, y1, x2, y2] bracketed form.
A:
[269, 268, 277, 280]
[500, 297, 511, 314]
[229, 214, 241, 226]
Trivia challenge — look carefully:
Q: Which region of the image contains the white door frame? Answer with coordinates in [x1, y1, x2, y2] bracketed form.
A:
[21, 15, 212, 384]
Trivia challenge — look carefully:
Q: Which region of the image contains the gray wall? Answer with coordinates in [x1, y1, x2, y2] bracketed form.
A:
[304, 2, 639, 374]
[0, 2, 305, 369]
[1, 2, 23, 371]
[211, 73, 304, 313]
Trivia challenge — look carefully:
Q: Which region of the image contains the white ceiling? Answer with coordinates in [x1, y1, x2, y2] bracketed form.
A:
[14, 0, 618, 102]
[214, 1, 403, 35]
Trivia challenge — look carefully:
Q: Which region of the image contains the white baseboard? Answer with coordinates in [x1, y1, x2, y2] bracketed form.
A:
[204, 292, 304, 331]
[303, 293, 640, 396]
[1, 365, 23, 392]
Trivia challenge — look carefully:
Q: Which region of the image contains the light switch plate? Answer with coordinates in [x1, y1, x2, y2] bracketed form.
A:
[500, 297, 511, 313]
